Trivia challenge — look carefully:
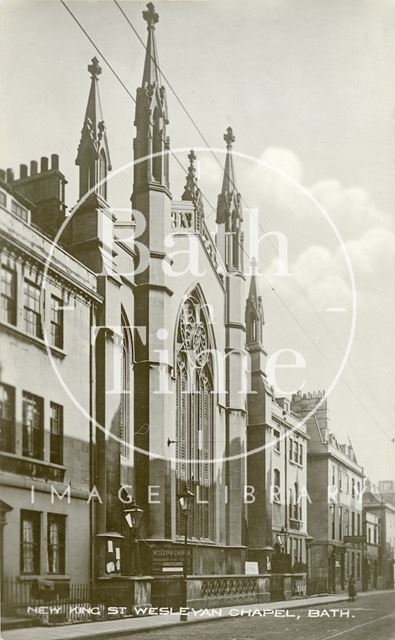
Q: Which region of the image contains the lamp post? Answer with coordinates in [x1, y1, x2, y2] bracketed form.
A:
[278, 526, 289, 573]
[178, 484, 194, 619]
[279, 526, 289, 553]
[124, 499, 143, 575]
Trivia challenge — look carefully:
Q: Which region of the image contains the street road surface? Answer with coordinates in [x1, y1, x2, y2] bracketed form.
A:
[108, 592, 395, 640]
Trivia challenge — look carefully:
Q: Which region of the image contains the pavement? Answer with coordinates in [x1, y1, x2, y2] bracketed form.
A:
[2, 590, 394, 640]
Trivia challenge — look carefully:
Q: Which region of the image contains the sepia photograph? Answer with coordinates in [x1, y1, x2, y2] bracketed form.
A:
[0, 1, 394, 638]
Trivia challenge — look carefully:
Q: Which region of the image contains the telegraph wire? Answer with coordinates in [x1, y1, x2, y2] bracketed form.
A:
[113, 0, 395, 433]
[59, 0, 394, 444]
[59, 0, 214, 212]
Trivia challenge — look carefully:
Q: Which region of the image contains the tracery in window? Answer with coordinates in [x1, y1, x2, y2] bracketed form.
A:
[176, 292, 214, 540]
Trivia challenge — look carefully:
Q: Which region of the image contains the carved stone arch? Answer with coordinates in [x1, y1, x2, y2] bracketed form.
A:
[173, 283, 217, 387]
[120, 308, 134, 362]
[174, 286, 215, 541]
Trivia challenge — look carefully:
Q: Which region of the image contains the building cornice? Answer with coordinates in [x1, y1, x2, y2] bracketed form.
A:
[0, 224, 102, 304]
[307, 448, 364, 475]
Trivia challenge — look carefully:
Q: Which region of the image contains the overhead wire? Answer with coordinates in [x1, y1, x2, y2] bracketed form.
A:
[60, 0, 394, 444]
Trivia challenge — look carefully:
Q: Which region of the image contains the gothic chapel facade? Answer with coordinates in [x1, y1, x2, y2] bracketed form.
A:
[0, 2, 287, 584]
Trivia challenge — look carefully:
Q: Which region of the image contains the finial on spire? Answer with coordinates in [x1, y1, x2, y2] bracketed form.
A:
[224, 126, 235, 149]
[143, 2, 159, 29]
[188, 149, 197, 166]
[88, 57, 102, 79]
[76, 56, 112, 198]
[250, 256, 258, 275]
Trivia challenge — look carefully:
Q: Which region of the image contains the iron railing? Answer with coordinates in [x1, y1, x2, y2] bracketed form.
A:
[201, 576, 258, 600]
[1, 578, 135, 622]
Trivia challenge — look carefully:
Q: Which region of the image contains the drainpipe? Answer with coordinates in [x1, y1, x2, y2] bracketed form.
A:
[89, 303, 97, 584]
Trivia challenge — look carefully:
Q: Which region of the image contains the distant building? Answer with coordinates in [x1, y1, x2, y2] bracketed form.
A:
[362, 509, 379, 590]
[377, 480, 395, 507]
[245, 274, 310, 578]
[363, 490, 395, 589]
[291, 392, 365, 594]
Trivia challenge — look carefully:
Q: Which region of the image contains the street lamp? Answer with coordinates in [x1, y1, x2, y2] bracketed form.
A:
[279, 526, 289, 553]
[124, 499, 143, 575]
[178, 484, 194, 618]
[276, 527, 290, 574]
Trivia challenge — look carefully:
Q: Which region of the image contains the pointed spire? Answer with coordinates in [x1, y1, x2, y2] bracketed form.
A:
[216, 126, 241, 225]
[76, 57, 111, 199]
[132, 3, 170, 195]
[248, 256, 259, 301]
[85, 57, 102, 133]
[221, 127, 237, 196]
[246, 257, 264, 346]
[216, 126, 243, 271]
[182, 150, 204, 216]
[142, 2, 161, 87]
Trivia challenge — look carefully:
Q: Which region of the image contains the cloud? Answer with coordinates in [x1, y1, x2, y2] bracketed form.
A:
[248, 147, 395, 310]
[310, 180, 391, 239]
[260, 147, 303, 183]
[264, 244, 352, 310]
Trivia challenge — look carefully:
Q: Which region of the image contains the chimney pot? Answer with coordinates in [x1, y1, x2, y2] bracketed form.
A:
[6, 168, 14, 184]
[30, 160, 38, 176]
[51, 154, 59, 170]
[0, 169, 5, 181]
[40, 156, 48, 172]
[20, 164, 28, 179]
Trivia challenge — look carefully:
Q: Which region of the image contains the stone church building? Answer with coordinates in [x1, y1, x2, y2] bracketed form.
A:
[0, 2, 309, 594]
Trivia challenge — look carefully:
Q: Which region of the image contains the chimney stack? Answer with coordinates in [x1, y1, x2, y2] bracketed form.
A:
[51, 154, 59, 171]
[12, 155, 67, 239]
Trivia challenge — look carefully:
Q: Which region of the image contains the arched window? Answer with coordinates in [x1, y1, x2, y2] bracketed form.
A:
[79, 155, 96, 198]
[232, 217, 239, 269]
[249, 312, 257, 342]
[294, 482, 299, 519]
[98, 150, 107, 199]
[120, 325, 132, 459]
[152, 109, 162, 182]
[176, 292, 214, 540]
[273, 469, 280, 503]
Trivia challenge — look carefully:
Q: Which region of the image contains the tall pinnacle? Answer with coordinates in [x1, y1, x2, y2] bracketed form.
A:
[76, 57, 111, 198]
[133, 1, 169, 194]
[83, 57, 102, 135]
[182, 150, 204, 217]
[216, 126, 241, 225]
[246, 256, 264, 345]
[221, 127, 237, 195]
[142, 2, 161, 86]
[248, 257, 258, 300]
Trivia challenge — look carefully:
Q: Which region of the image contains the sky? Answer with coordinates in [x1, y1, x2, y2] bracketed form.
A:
[1, 0, 394, 483]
